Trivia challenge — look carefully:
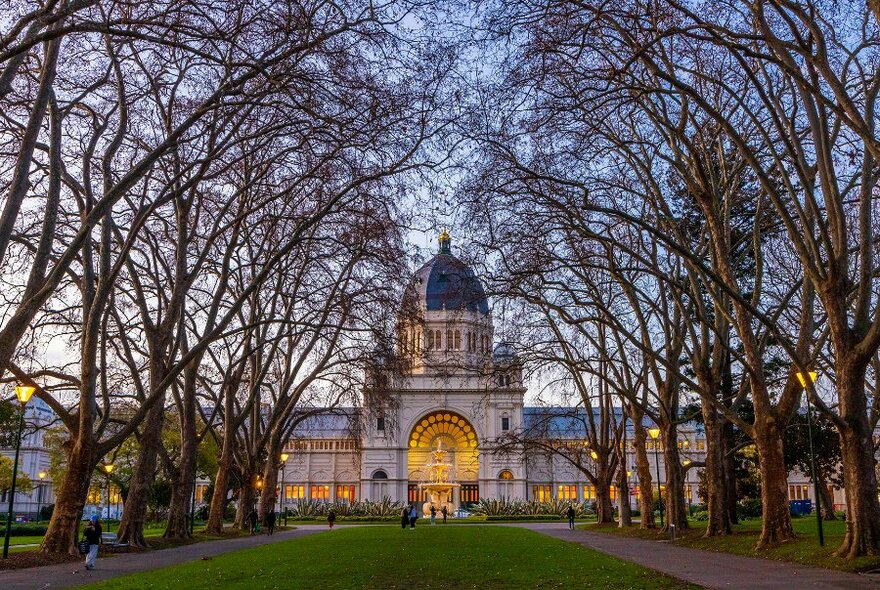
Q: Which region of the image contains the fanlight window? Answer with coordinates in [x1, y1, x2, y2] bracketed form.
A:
[409, 411, 477, 449]
[498, 470, 514, 480]
[372, 470, 388, 479]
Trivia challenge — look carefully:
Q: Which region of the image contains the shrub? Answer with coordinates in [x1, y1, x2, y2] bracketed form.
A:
[0, 523, 48, 536]
[692, 510, 709, 522]
[287, 497, 406, 518]
[737, 498, 763, 519]
[482, 514, 562, 522]
[40, 504, 54, 521]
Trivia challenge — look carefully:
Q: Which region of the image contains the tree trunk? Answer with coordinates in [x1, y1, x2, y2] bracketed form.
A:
[163, 378, 197, 539]
[835, 361, 880, 557]
[258, 439, 280, 525]
[632, 421, 655, 528]
[594, 475, 615, 524]
[838, 424, 880, 557]
[817, 474, 836, 521]
[721, 418, 739, 525]
[205, 450, 231, 536]
[618, 467, 632, 527]
[753, 416, 794, 548]
[40, 439, 95, 554]
[235, 476, 255, 531]
[701, 399, 731, 536]
[662, 424, 688, 531]
[116, 389, 166, 547]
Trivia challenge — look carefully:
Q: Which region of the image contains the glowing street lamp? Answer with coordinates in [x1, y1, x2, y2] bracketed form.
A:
[3, 385, 36, 559]
[280, 452, 289, 527]
[647, 426, 663, 528]
[37, 472, 46, 521]
[796, 369, 824, 547]
[103, 461, 115, 533]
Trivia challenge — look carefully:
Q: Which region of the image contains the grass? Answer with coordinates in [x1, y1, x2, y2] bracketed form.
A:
[78, 525, 698, 590]
[5, 522, 255, 557]
[584, 517, 880, 573]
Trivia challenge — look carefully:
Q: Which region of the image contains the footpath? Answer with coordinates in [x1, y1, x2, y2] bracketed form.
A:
[515, 521, 880, 589]
[0, 525, 326, 589]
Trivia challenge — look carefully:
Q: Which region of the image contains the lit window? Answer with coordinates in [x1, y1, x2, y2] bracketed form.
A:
[557, 484, 577, 500]
[583, 485, 596, 501]
[499, 470, 514, 480]
[310, 485, 330, 500]
[533, 484, 552, 502]
[285, 485, 305, 499]
[336, 485, 356, 502]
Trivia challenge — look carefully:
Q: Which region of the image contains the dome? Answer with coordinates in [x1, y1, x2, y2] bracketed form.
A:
[492, 342, 518, 362]
[409, 231, 490, 316]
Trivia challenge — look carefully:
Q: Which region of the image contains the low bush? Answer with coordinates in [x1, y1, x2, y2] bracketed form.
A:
[470, 498, 591, 517]
[0, 523, 48, 536]
[737, 498, 763, 519]
[692, 510, 708, 522]
[482, 514, 562, 522]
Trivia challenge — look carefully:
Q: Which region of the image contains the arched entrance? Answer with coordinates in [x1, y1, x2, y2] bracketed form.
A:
[407, 410, 479, 507]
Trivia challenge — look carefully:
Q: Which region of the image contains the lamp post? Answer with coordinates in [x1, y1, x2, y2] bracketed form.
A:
[37, 471, 46, 521]
[682, 461, 692, 515]
[103, 461, 114, 533]
[280, 452, 289, 527]
[796, 370, 824, 547]
[3, 384, 35, 559]
[648, 426, 663, 528]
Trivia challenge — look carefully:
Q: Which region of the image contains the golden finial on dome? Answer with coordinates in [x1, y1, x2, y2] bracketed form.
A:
[438, 228, 451, 253]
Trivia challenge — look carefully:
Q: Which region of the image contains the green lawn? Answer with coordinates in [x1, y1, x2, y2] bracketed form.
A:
[585, 517, 880, 573]
[78, 525, 697, 590]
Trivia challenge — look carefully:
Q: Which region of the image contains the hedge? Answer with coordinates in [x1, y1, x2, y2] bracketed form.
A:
[0, 523, 49, 537]
[484, 514, 562, 521]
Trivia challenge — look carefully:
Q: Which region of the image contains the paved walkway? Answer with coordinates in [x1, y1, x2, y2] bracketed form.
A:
[1, 525, 327, 589]
[513, 522, 880, 589]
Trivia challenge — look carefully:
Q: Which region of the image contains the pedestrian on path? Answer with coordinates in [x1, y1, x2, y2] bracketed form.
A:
[409, 505, 418, 529]
[430, 505, 436, 525]
[249, 509, 258, 535]
[441, 505, 447, 524]
[327, 509, 336, 529]
[567, 505, 576, 530]
[83, 515, 102, 570]
[266, 510, 276, 535]
[401, 506, 409, 530]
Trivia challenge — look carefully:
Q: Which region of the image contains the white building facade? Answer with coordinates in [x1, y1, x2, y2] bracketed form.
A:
[276, 232, 836, 512]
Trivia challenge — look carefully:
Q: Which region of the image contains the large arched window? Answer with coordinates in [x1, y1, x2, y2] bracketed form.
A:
[498, 470, 514, 480]
[372, 470, 388, 479]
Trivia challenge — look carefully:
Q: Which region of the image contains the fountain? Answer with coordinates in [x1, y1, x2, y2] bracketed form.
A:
[419, 440, 461, 517]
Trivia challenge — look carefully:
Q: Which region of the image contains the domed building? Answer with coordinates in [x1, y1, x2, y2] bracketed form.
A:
[276, 231, 528, 508]
[362, 230, 527, 505]
[223, 230, 801, 516]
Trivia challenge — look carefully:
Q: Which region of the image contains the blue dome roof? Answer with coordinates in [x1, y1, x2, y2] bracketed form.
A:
[410, 233, 490, 315]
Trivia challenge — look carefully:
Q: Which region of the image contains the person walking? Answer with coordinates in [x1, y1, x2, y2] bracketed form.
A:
[401, 506, 409, 530]
[266, 510, 276, 535]
[249, 508, 258, 535]
[430, 505, 436, 526]
[83, 515, 102, 571]
[567, 505, 576, 530]
[327, 509, 336, 530]
[441, 505, 448, 524]
[409, 505, 418, 529]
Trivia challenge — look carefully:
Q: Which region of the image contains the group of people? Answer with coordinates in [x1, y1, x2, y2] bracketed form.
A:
[401, 504, 448, 529]
[248, 509, 277, 535]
